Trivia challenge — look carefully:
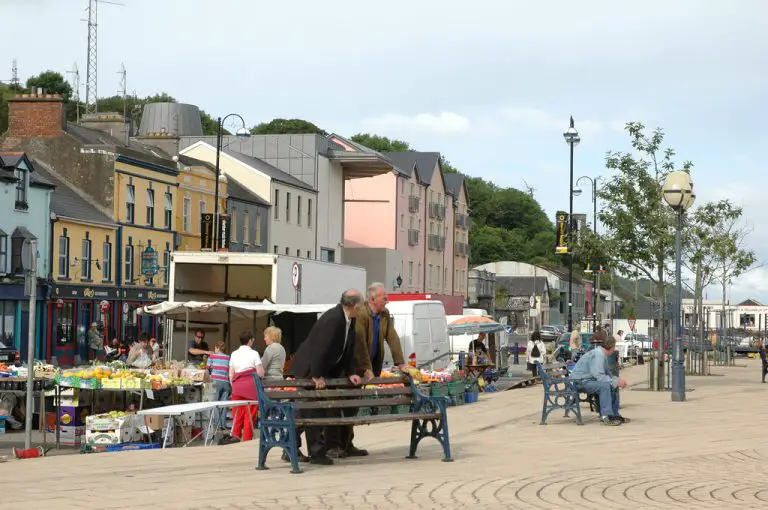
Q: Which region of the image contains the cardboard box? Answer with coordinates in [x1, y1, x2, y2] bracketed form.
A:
[59, 425, 86, 446]
[86, 414, 140, 432]
[86, 428, 138, 445]
[58, 406, 88, 427]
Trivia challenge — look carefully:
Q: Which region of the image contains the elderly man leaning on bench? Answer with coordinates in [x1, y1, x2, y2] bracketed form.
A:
[569, 333, 630, 426]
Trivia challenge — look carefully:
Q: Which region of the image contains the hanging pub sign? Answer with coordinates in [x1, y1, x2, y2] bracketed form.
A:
[217, 214, 231, 251]
[200, 213, 215, 251]
[555, 213, 569, 254]
[140, 246, 159, 279]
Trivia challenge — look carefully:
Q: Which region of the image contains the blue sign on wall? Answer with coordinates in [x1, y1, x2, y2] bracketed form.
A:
[140, 246, 159, 278]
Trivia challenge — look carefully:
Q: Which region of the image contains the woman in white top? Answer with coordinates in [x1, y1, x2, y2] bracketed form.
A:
[526, 330, 547, 378]
[229, 332, 264, 442]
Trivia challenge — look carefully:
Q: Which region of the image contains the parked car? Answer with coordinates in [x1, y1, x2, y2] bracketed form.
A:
[539, 325, 560, 342]
[0, 340, 19, 364]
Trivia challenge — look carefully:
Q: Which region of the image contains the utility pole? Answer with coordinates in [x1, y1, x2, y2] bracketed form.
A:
[24, 240, 38, 450]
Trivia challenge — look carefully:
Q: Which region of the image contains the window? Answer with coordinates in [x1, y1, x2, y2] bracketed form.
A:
[400, 214, 404, 230]
[243, 212, 250, 245]
[410, 183, 415, 196]
[0, 234, 7, 274]
[81, 238, 92, 280]
[58, 234, 69, 278]
[297, 196, 302, 226]
[286, 193, 291, 223]
[307, 199, 312, 227]
[102, 241, 112, 281]
[146, 189, 155, 226]
[408, 261, 413, 285]
[182, 197, 191, 232]
[437, 265, 441, 289]
[297, 249, 300, 257]
[124, 244, 134, 284]
[444, 267, 448, 291]
[126, 184, 135, 223]
[10, 236, 23, 274]
[255, 211, 262, 246]
[14, 166, 27, 207]
[274, 190, 280, 220]
[285, 247, 290, 255]
[409, 217, 414, 231]
[163, 248, 170, 285]
[199, 200, 206, 228]
[417, 263, 422, 285]
[273, 245, 278, 254]
[164, 192, 172, 229]
[307, 251, 311, 259]
[1, 301, 16, 347]
[428, 264, 433, 289]
[320, 248, 335, 263]
[230, 209, 238, 243]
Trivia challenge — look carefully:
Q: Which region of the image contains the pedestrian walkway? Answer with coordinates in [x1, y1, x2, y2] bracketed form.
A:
[3, 359, 767, 509]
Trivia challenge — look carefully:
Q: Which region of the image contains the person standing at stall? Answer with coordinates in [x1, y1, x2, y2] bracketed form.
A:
[207, 341, 231, 429]
[288, 289, 363, 466]
[228, 332, 264, 442]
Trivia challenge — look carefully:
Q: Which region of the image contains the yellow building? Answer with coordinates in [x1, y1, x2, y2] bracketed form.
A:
[174, 155, 227, 251]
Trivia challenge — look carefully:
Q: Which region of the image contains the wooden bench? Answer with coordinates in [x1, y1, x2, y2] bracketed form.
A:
[535, 361, 598, 425]
[253, 375, 452, 473]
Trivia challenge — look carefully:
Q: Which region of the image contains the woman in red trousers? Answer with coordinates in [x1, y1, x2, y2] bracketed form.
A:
[229, 331, 264, 441]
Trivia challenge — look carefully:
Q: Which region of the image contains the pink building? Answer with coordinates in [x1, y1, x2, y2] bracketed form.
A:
[339, 140, 469, 299]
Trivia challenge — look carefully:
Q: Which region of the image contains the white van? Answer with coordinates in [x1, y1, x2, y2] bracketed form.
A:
[383, 300, 450, 370]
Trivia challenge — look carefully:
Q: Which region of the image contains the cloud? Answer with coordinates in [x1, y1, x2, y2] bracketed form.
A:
[361, 112, 471, 135]
[500, 106, 606, 137]
[724, 266, 768, 303]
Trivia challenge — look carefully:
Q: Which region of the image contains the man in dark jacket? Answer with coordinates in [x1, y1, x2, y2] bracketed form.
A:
[289, 289, 363, 465]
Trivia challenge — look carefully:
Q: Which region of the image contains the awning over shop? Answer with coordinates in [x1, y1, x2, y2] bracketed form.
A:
[137, 300, 334, 323]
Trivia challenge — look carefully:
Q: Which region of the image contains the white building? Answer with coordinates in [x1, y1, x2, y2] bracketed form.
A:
[682, 298, 768, 331]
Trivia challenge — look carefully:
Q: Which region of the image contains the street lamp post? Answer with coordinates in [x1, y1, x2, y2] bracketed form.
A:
[563, 117, 580, 331]
[662, 170, 696, 402]
[573, 175, 598, 332]
[213, 114, 250, 252]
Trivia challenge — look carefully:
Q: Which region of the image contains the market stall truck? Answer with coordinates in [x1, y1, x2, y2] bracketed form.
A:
[167, 252, 366, 358]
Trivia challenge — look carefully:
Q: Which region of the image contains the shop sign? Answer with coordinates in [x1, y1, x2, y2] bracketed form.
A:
[121, 287, 169, 302]
[200, 213, 214, 251]
[555, 213, 569, 254]
[141, 246, 159, 278]
[217, 214, 231, 251]
[52, 284, 119, 300]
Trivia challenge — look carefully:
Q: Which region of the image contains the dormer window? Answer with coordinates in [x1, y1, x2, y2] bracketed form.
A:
[14, 161, 29, 210]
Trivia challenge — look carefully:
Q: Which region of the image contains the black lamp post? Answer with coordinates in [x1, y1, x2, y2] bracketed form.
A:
[213, 114, 250, 252]
[573, 175, 598, 332]
[662, 170, 695, 402]
[563, 117, 580, 331]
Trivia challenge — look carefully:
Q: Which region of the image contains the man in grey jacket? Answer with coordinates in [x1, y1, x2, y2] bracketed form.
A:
[569, 334, 629, 426]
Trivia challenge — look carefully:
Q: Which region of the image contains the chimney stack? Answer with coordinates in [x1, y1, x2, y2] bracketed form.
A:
[8, 92, 65, 138]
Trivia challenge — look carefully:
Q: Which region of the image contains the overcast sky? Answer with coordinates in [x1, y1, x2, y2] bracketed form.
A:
[4, 0, 767, 303]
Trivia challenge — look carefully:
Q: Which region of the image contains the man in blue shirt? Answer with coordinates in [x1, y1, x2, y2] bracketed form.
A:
[569, 333, 629, 426]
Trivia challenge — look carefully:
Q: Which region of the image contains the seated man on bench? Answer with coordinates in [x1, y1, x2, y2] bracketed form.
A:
[569, 333, 629, 426]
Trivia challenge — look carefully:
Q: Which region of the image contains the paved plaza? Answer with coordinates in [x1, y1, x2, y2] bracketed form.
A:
[4, 359, 768, 509]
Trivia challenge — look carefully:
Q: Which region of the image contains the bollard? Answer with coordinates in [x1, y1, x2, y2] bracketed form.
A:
[649, 357, 657, 390]
[513, 343, 520, 365]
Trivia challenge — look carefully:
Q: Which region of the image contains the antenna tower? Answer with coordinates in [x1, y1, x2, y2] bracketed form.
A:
[118, 63, 127, 118]
[83, 0, 124, 114]
[11, 59, 19, 89]
[67, 63, 82, 123]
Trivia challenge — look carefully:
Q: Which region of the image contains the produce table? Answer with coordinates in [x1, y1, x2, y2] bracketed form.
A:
[137, 400, 258, 448]
[0, 380, 52, 446]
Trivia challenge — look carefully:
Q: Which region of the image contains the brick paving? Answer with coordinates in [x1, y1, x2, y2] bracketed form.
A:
[3, 359, 767, 509]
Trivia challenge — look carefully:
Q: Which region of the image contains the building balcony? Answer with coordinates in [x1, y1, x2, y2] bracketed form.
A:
[408, 195, 420, 213]
[428, 202, 446, 220]
[428, 234, 445, 252]
[408, 229, 420, 246]
[455, 241, 469, 257]
[456, 213, 470, 230]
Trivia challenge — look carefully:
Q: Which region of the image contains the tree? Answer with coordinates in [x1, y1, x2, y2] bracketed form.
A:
[251, 118, 326, 135]
[597, 122, 691, 369]
[26, 71, 72, 100]
[350, 133, 410, 152]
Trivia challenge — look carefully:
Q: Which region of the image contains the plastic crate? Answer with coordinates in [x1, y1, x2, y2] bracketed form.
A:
[464, 390, 479, 404]
[430, 382, 449, 397]
[391, 404, 411, 415]
[447, 380, 463, 396]
[455, 392, 466, 406]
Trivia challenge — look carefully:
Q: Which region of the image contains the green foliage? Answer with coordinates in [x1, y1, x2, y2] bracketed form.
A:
[350, 133, 410, 152]
[26, 71, 73, 100]
[251, 118, 326, 136]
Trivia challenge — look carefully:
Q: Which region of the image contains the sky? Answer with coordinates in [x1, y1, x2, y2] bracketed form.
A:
[3, 0, 767, 303]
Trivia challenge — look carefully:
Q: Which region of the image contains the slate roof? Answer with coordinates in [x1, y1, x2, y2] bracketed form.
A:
[223, 150, 316, 192]
[444, 173, 466, 199]
[177, 154, 216, 172]
[382, 151, 441, 186]
[496, 276, 550, 296]
[0, 152, 54, 188]
[66, 123, 175, 164]
[227, 177, 270, 207]
[32, 164, 114, 225]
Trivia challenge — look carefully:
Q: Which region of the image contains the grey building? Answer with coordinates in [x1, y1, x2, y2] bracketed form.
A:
[468, 268, 495, 310]
[495, 276, 551, 330]
[226, 177, 270, 253]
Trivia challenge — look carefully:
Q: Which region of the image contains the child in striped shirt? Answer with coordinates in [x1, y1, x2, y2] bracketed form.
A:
[207, 341, 231, 428]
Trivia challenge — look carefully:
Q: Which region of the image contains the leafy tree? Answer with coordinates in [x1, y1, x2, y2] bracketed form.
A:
[350, 133, 410, 152]
[26, 71, 73, 100]
[251, 118, 326, 135]
[199, 109, 220, 136]
[597, 122, 691, 356]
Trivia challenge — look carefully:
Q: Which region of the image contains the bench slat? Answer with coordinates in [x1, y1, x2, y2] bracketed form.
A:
[265, 387, 413, 400]
[294, 412, 438, 427]
[292, 396, 412, 410]
[261, 376, 409, 388]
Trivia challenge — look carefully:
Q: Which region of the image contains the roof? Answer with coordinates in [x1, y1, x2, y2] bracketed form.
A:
[382, 151, 441, 186]
[177, 154, 216, 172]
[539, 265, 584, 284]
[66, 123, 175, 163]
[738, 298, 763, 307]
[0, 152, 54, 188]
[32, 164, 114, 225]
[227, 177, 270, 207]
[496, 276, 549, 296]
[223, 150, 316, 192]
[11, 226, 36, 240]
[444, 173, 466, 199]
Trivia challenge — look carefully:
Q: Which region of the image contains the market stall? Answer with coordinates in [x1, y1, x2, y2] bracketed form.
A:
[448, 316, 506, 392]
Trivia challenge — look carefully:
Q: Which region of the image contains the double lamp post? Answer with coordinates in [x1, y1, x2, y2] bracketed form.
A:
[212, 114, 250, 252]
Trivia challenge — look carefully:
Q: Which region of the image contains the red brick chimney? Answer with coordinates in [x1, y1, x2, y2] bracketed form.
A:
[7, 91, 65, 138]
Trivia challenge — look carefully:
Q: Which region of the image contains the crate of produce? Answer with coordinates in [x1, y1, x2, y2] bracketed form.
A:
[430, 382, 449, 397]
[54, 374, 101, 390]
[390, 404, 411, 415]
[376, 405, 391, 415]
[447, 380, 463, 396]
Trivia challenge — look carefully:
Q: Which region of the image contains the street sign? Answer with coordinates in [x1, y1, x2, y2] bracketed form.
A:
[529, 295, 536, 309]
[291, 262, 301, 290]
[628, 316, 637, 331]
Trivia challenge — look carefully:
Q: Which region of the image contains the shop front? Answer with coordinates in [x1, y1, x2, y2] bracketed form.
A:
[0, 281, 50, 362]
[48, 284, 120, 366]
[119, 287, 169, 346]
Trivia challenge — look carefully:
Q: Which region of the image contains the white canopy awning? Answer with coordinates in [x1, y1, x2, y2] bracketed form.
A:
[137, 300, 335, 324]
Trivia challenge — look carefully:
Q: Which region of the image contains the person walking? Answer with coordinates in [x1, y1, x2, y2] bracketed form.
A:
[87, 322, 103, 362]
[288, 289, 363, 466]
[527, 330, 546, 379]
